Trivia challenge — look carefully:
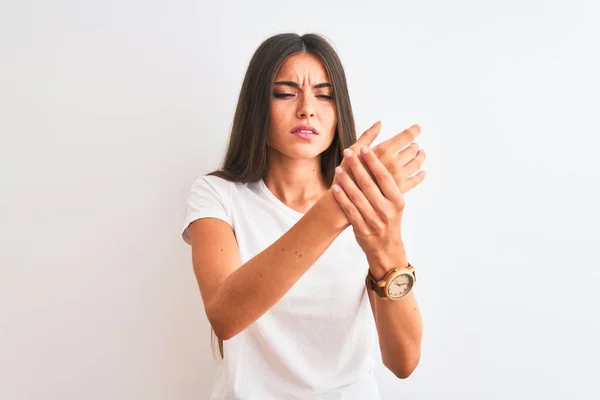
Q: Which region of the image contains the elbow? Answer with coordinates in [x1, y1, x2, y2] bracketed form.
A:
[383, 349, 421, 379]
[210, 320, 235, 341]
[205, 301, 238, 341]
[390, 363, 419, 379]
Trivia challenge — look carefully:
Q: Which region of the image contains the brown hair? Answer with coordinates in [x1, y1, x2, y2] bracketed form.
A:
[208, 33, 357, 358]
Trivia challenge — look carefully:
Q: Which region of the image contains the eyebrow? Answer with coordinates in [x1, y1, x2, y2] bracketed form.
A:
[273, 81, 332, 89]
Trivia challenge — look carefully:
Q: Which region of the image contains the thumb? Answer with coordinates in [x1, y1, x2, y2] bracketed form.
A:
[355, 121, 382, 148]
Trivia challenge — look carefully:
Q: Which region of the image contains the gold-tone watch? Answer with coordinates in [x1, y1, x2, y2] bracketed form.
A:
[366, 263, 416, 300]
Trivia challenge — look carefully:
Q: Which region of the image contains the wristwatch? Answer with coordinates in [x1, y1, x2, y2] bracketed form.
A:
[366, 263, 416, 300]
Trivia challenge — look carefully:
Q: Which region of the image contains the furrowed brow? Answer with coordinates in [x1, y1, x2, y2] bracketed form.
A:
[274, 81, 332, 89]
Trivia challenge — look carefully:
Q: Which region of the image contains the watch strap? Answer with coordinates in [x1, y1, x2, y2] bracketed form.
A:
[366, 263, 416, 299]
[365, 273, 387, 297]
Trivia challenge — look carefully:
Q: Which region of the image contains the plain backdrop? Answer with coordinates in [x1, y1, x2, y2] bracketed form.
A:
[1, 1, 599, 399]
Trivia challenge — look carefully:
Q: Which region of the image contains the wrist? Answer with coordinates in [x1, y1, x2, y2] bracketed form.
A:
[366, 243, 409, 280]
[320, 188, 350, 231]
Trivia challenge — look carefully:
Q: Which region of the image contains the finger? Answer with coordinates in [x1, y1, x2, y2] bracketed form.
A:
[358, 146, 403, 203]
[396, 142, 420, 167]
[340, 121, 381, 184]
[335, 164, 383, 231]
[331, 184, 369, 232]
[392, 147, 425, 190]
[379, 124, 421, 156]
[401, 149, 426, 177]
[399, 170, 427, 194]
[355, 121, 382, 149]
[343, 148, 385, 204]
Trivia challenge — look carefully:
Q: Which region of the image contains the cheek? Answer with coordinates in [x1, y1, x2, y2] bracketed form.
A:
[269, 102, 277, 123]
[270, 102, 287, 127]
[268, 103, 287, 145]
[323, 105, 337, 132]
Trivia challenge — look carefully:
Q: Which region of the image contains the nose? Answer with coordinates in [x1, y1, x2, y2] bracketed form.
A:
[296, 95, 316, 119]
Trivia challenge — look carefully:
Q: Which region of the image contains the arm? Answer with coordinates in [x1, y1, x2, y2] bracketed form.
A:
[189, 188, 347, 340]
[189, 122, 383, 341]
[366, 248, 423, 379]
[331, 124, 427, 378]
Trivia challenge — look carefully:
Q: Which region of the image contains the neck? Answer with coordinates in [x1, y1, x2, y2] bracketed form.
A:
[263, 151, 328, 212]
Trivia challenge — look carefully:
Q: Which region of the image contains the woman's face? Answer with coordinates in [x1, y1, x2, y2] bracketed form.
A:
[267, 52, 337, 161]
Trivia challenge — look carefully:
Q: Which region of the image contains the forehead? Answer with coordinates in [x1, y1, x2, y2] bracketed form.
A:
[275, 52, 330, 83]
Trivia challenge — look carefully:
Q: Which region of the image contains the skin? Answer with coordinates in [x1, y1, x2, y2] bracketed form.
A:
[188, 51, 426, 380]
[332, 141, 426, 378]
[263, 52, 338, 213]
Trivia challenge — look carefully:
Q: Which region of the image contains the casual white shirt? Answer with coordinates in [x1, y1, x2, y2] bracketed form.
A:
[182, 174, 381, 400]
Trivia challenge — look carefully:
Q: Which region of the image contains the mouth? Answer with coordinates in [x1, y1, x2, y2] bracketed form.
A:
[290, 125, 318, 135]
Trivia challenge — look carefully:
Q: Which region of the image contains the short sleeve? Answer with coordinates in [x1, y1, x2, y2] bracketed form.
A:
[181, 175, 233, 245]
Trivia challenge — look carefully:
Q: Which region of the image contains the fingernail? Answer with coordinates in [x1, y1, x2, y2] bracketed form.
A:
[361, 146, 369, 154]
[335, 166, 343, 175]
[343, 148, 353, 157]
[332, 184, 341, 193]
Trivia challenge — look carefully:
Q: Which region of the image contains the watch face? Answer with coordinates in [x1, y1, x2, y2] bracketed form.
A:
[387, 273, 414, 299]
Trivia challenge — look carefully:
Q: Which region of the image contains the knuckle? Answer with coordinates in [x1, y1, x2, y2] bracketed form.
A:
[377, 147, 389, 160]
[410, 143, 419, 155]
[359, 179, 371, 189]
[370, 219, 384, 232]
[343, 203, 355, 215]
[374, 171, 387, 182]
[345, 191, 356, 203]
[383, 210, 395, 222]
[380, 144, 394, 159]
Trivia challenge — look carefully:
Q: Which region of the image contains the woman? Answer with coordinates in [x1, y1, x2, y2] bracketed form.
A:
[182, 33, 426, 399]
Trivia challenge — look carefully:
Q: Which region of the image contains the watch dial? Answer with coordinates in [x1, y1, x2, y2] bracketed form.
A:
[387, 274, 413, 299]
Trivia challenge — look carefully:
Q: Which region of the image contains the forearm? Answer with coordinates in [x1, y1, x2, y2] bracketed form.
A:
[210, 189, 348, 340]
[367, 247, 423, 378]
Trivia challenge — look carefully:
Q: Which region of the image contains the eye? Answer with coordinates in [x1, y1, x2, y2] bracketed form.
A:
[273, 92, 294, 99]
[273, 92, 334, 100]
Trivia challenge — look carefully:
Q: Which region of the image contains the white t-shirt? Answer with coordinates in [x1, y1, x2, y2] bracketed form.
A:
[182, 174, 381, 400]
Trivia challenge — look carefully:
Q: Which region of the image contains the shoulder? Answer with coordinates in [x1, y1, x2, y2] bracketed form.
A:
[187, 173, 261, 211]
[191, 173, 235, 193]
[182, 174, 246, 245]
[189, 173, 255, 201]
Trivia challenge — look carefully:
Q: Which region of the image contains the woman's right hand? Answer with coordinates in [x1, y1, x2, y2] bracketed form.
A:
[334, 121, 424, 194]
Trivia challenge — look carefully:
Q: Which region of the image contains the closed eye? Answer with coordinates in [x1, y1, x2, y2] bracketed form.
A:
[273, 93, 334, 100]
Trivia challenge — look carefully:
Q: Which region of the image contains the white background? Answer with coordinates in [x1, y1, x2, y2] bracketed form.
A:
[1, 1, 599, 399]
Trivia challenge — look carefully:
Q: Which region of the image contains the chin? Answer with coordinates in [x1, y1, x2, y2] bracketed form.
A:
[282, 147, 326, 160]
[270, 137, 334, 160]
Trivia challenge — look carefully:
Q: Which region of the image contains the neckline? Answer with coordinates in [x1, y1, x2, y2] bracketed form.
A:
[258, 178, 306, 219]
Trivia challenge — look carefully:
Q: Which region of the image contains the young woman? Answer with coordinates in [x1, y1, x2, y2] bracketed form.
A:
[182, 32, 426, 400]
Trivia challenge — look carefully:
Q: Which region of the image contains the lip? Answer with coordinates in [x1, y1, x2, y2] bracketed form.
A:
[290, 125, 318, 135]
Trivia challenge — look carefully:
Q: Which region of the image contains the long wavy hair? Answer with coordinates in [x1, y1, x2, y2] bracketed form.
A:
[208, 33, 357, 358]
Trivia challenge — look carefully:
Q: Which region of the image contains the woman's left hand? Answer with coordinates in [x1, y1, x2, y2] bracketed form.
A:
[331, 145, 425, 271]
